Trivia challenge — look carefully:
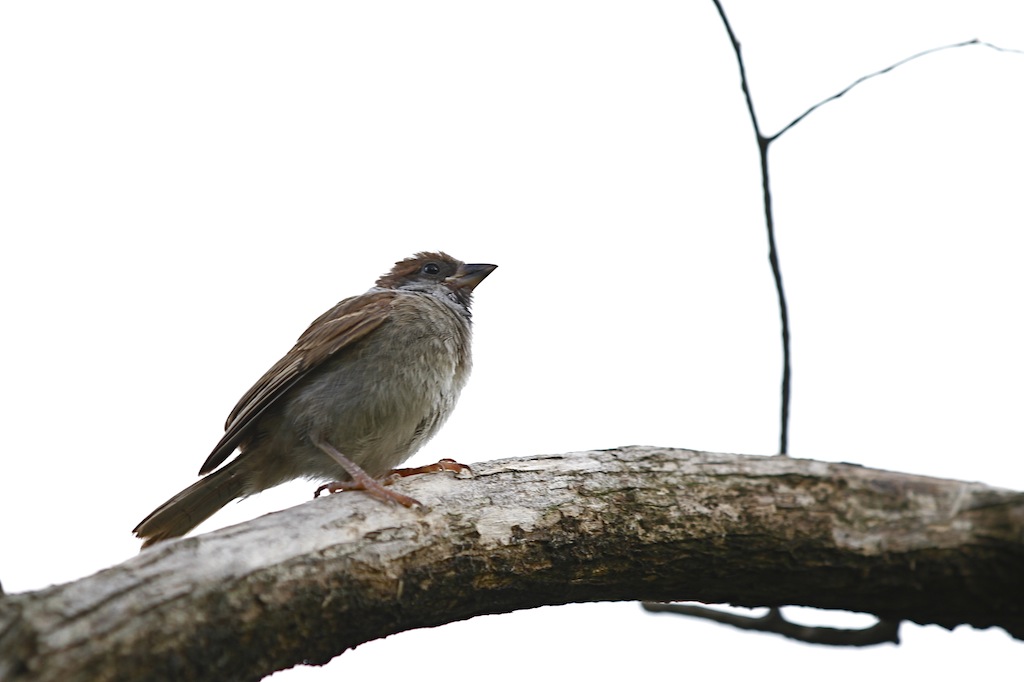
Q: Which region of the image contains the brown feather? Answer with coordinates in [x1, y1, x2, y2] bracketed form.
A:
[199, 292, 394, 474]
[375, 251, 458, 288]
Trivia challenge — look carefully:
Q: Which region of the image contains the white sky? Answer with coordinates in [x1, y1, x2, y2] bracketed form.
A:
[1, 2, 1022, 680]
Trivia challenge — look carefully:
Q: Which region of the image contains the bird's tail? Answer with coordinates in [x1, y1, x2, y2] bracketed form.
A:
[133, 462, 248, 548]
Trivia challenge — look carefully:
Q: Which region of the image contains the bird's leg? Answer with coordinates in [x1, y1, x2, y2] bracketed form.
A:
[311, 436, 420, 507]
[386, 458, 473, 481]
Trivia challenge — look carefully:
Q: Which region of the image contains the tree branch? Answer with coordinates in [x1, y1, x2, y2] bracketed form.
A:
[711, 0, 790, 454]
[642, 603, 900, 646]
[771, 39, 1024, 141]
[2, 448, 1022, 681]
[711, 0, 1023, 456]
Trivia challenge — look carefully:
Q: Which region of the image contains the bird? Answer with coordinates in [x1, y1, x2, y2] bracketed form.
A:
[133, 251, 496, 547]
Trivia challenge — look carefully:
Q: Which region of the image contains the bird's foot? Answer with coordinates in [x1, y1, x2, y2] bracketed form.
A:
[312, 436, 421, 507]
[313, 478, 420, 507]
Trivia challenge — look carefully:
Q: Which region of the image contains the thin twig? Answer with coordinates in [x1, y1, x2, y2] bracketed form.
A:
[642, 603, 901, 647]
[711, 0, 763, 141]
[709, 1, 1023, 457]
[770, 39, 1023, 141]
[711, 0, 791, 455]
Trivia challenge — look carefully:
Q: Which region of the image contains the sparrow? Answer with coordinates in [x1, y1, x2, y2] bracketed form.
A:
[133, 252, 496, 547]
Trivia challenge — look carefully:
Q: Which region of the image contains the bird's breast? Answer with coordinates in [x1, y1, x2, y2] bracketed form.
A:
[281, 292, 473, 475]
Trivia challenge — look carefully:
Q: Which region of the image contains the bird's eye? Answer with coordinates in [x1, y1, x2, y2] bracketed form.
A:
[422, 263, 441, 275]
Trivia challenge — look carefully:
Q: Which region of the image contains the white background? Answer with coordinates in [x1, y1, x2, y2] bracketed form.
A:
[2, 2, 1022, 680]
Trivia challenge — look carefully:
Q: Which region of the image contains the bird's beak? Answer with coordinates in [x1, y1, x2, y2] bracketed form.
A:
[447, 263, 497, 292]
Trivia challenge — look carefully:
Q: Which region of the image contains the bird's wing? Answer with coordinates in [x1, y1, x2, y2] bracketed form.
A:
[198, 290, 394, 474]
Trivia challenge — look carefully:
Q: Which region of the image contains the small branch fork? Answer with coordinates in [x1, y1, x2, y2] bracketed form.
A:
[710, 0, 1020, 459]
[684, 0, 1024, 644]
[643, 604, 900, 647]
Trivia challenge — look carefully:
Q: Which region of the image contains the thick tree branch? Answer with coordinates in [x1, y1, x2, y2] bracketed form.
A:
[2, 447, 1022, 681]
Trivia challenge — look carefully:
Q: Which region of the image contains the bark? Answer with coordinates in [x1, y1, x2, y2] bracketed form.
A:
[2, 447, 1022, 681]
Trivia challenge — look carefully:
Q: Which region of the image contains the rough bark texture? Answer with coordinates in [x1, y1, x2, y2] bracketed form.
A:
[2, 447, 1022, 681]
